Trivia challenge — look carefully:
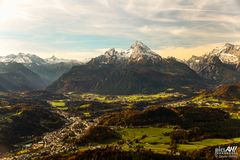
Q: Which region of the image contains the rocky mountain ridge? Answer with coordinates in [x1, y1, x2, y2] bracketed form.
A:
[89, 41, 162, 65]
[0, 53, 80, 65]
[186, 43, 240, 84]
[47, 41, 205, 94]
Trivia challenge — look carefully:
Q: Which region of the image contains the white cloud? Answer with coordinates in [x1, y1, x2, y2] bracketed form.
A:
[0, 0, 240, 59]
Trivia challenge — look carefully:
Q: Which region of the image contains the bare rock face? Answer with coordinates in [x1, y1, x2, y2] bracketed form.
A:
[186, 43, 240, 84]
[214, 43, 240, 64]
[128, 41, 162, 64]
[89, 41, 162, 65]
[89, 48, 129, 65]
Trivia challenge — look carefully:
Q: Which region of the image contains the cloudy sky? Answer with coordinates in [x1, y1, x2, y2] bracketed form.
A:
[0, 0, 240, 61]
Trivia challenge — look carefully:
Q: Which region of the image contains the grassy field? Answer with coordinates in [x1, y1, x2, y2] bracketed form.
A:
[83, 112, 91, 117]
[116, 127, 174, 154]
[178, 138, 240, 152]
[79, 104, 91, 108]
[76, 92, 184, 104]
[191, 95, 240, 109]
[118, 127, 173, 144]
[119, 93, 180, 103]
[50, 100, 66, 107]
[49, 100, 68, 110]
[114, 127, 240, 153]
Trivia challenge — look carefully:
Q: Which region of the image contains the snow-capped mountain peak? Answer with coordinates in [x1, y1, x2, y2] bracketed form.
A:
[209, 43, 240, 64]
[0, 53, 80, 65]
[186, 43, 240, 73]
[128, 41, 162, 64]
[104, 48, 130, 58]
[44, 55, 80, 64]
[130, 41, 151, 51]
[0, 53, 46, 65]
[104, 48, 117, 57]
[89, 41, 162, 65]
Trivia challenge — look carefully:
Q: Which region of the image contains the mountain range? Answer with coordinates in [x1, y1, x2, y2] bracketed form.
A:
[0, 53, 81, 91]
[0, 53, 79, 64]
[47, 41, 205, 94]
[186, 43, 240, 84]
[88, 41, 162, 65]
[0, 62, 46, 91]
[0, 41, 239, 93]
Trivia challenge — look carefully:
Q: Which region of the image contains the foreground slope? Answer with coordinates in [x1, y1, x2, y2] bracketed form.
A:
[0, 92, 65, 152]
[210, 83, 240, 100]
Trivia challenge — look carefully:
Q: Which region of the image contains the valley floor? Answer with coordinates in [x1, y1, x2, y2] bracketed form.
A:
[0, 89, 239, 159]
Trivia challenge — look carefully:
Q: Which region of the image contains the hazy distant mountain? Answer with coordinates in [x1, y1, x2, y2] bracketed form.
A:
[0, 53, 82, 83]
[186, 43, 240, 84]
[0, 53, 80, 65]
[47, 41, 205, 94]
[45, 56, 80, 64]
[28, 63, 81, 83]
[0, 63, 47, 91]
[0, 53, 46, 65]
